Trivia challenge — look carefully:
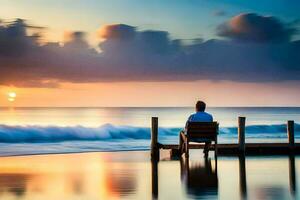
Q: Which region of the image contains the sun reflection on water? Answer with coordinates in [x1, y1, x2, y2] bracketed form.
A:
[0, 153, 137, 200]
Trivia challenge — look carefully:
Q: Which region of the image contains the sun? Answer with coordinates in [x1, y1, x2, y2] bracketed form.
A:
[7, 92, 17, 102]
[8, 92, 17, 98]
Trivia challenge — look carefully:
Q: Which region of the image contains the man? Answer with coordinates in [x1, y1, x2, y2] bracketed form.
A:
[185, 101, 213, 156]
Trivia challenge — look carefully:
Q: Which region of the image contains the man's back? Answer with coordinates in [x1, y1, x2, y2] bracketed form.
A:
[187, 111, 213, 122]
[183, 101, 214, 156]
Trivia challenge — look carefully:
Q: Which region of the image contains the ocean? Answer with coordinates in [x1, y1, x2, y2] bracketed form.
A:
[0, 107, 299, 156]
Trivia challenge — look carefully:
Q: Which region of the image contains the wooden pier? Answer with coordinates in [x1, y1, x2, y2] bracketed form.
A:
[150, 117, 299, 160]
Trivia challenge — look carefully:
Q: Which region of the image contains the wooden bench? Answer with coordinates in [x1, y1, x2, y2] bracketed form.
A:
[179, 122, 219, 158]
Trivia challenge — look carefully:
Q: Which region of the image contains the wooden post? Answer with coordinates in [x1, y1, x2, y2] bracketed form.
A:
[151, 117, 159, 160]
[238, 117, 246, 153]
[287, 120, 295, 149]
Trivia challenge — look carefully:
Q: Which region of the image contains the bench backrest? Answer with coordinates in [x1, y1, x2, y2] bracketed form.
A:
[187, 122, 219, 139]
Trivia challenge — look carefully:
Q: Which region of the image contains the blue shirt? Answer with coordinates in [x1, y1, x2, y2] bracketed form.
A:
[185, 111, 213, 128]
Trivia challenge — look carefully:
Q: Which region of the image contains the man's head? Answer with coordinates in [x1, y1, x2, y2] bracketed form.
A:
[196, 101, 206, 112]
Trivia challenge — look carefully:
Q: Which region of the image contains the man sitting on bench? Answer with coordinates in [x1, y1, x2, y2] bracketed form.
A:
[185, 101, 213, 156]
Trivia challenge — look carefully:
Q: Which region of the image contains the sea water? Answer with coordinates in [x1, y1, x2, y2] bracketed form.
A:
[0, 151, 299, 200]
[0, 107, 299, 156]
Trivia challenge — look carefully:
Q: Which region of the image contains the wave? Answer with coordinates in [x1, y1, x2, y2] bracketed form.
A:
[0, 123, 299, 143]
[0, 124, 179, 143]
[222, 124, 300, 138]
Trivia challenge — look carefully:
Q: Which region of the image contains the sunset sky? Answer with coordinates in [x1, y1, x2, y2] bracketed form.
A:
[0, 0, 300, 107]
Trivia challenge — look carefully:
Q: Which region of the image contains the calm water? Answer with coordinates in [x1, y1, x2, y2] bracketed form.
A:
[0, 107, 299, 156]
[0, 151, 298, 200]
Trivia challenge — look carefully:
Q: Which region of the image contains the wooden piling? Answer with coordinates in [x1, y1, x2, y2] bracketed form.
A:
[288, 120, 295, 149]
[238, 117, 246, 153]
[151, 117, 159, 160]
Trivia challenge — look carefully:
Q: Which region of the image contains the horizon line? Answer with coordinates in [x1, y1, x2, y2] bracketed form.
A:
[1, 106, 300, 108]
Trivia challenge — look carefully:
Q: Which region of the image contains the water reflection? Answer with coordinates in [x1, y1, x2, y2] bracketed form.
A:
[0, 171, 137, 199]
[108, 168, 137, 196]
[239, 155, 247, 199]
[238, 154, 297, 200]
[289, 154, 296, 197]
[152, 160, 159, 199]
[180, 157, 218, 199]
[0, 174, 29, 196]
[152, 153, 298, 200]
[151, 156, 219, 200]
[255, 187, 286, 200]
[0, 153, 137, 199]
[0, 152, 298, 200]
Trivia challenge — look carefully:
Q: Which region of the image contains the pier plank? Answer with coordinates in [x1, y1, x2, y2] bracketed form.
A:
[159, 143, 300, 156]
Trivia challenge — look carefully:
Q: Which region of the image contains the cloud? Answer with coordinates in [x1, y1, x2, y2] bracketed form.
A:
[0, 19, 40, 56]
[99, 24, 136, 39]
[0, 15, 300, 88]
[217, 13, 297, 42]
[100, 26, 180, 57]
[63, 31, 95, 53]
